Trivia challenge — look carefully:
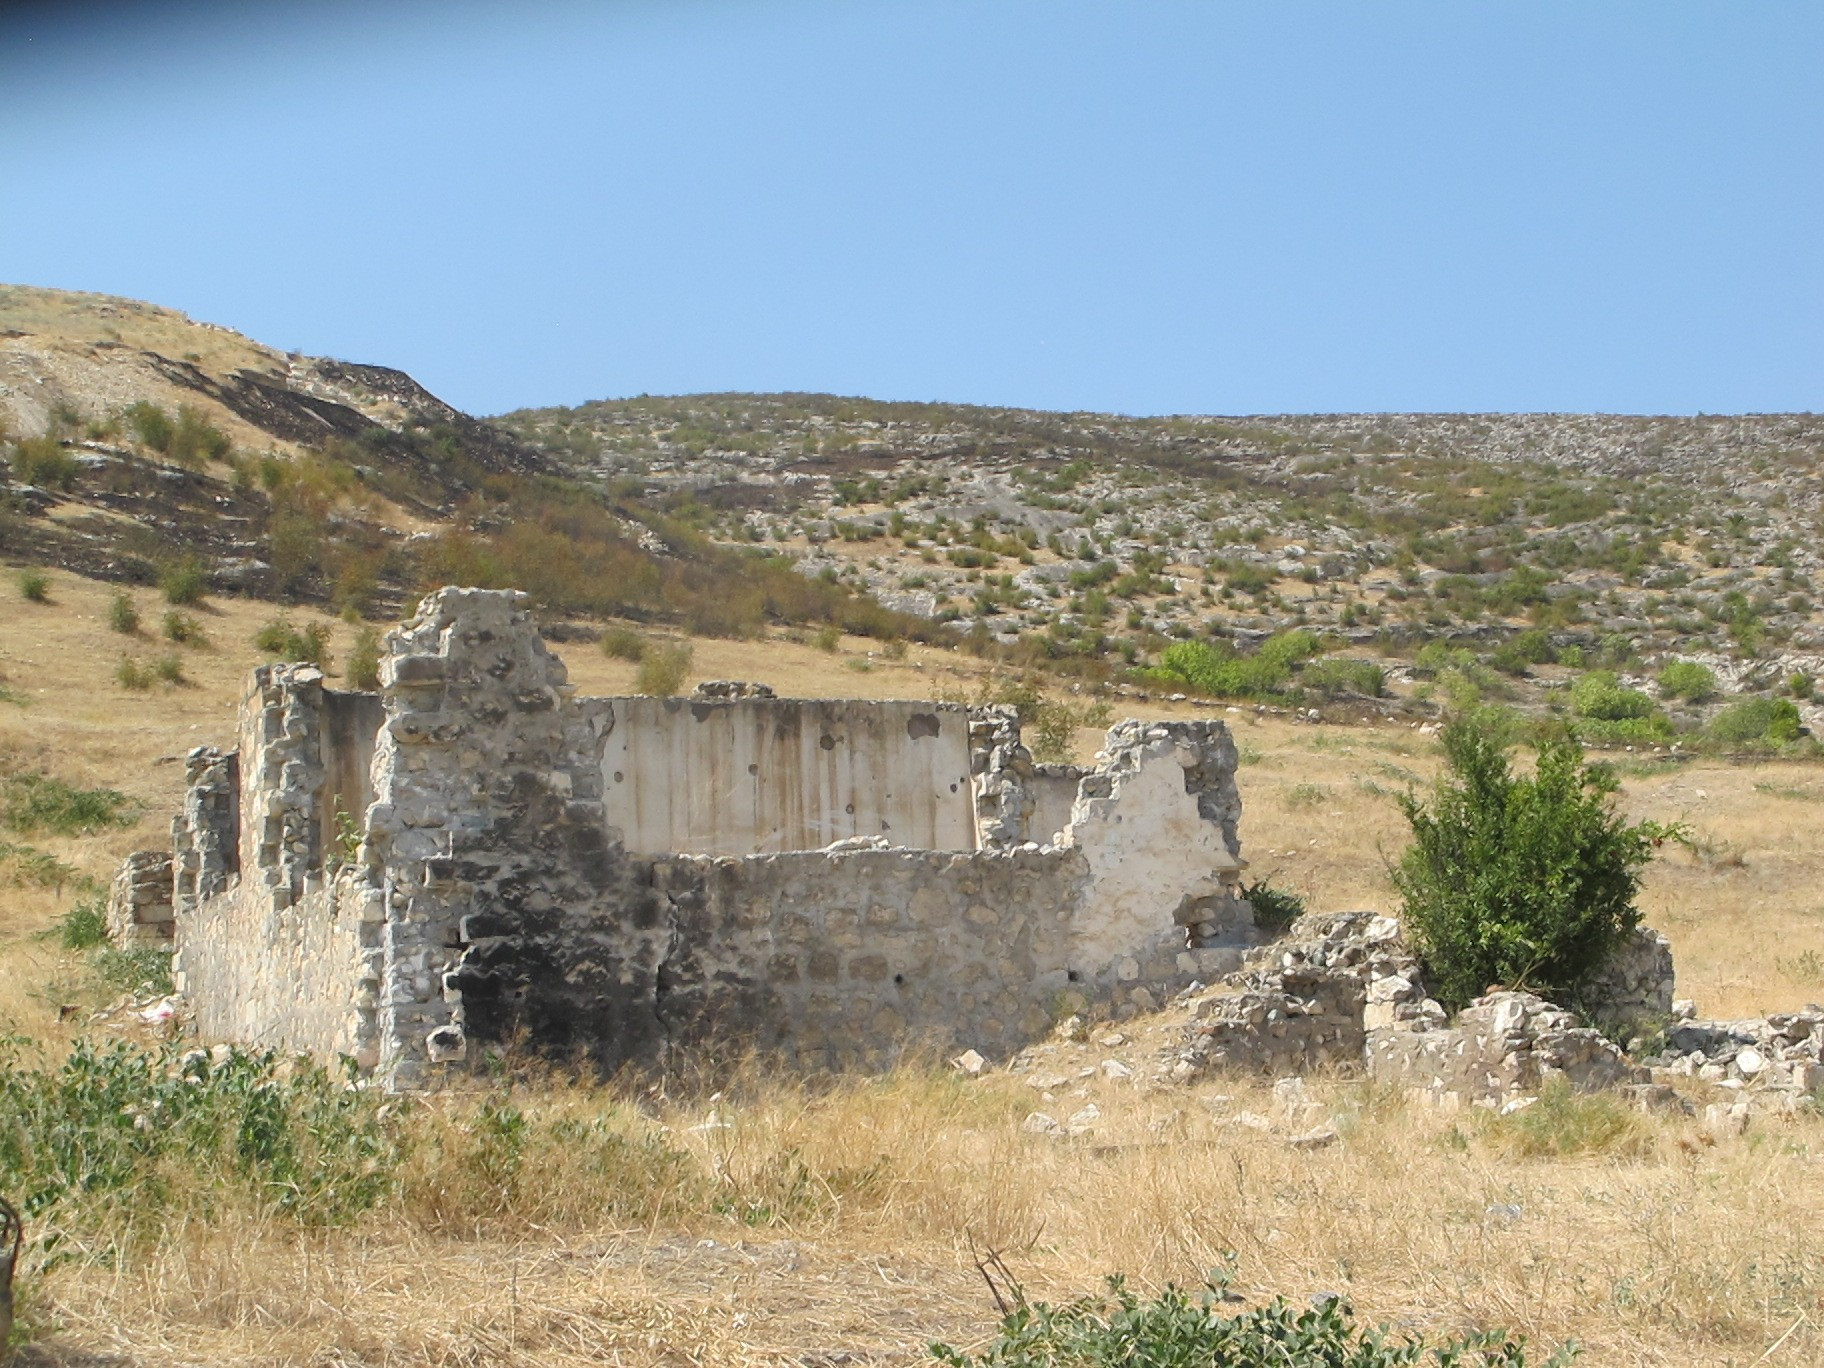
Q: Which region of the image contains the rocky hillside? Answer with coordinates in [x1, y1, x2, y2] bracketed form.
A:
[497, 392, 1824, 736]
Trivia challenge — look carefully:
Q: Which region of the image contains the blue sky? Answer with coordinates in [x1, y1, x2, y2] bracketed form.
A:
[1, 2, 1818, 417]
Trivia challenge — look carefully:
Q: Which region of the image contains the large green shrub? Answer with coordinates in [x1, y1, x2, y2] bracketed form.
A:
[1569, 670, 1656, 720]
[1393, 720, 1675, 1012]
[1706, 696, 1802, 746]
[1150, 630, 1319, 700]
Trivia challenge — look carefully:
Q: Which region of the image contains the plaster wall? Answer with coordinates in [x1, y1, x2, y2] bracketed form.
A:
[601, 696, 975, 855]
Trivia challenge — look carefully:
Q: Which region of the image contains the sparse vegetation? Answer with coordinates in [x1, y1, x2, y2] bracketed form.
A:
[9, 434, 78, 490]
[0, 771, 138, 836]
[599, 625, 645, 661]
[255, 615, 333, 668]
[15, 568, 49, 603]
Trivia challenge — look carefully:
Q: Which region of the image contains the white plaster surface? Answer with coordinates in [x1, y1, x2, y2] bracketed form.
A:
[602, 696, 976, 855]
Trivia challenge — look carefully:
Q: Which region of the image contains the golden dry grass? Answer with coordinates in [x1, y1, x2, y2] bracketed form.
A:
[4, 567, 1823, 1365]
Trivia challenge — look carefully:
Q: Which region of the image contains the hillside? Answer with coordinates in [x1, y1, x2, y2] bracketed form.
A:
[0, 287, 906, 636]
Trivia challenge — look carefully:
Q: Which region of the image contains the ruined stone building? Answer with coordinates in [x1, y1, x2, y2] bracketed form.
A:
[112, 589, 1824, 1114]
[112, 588, 1262, 1088]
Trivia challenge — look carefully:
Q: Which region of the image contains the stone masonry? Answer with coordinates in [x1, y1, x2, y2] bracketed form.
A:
[141, 588, 1256, 1087]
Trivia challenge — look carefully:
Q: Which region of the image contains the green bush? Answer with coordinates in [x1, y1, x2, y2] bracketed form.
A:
[1656, 660, 1716, 703]
[0, 1040, 397, 1231]
[126, 400, 175, 453]
[930, 1273, 1573, 1367]
[162, 610, 205, 645]
[346, 625, 382, 690]
[0, 772, 138, 836]
[108, 591, 140, 634]
[1150, 631, 1318, 701]
[1300, 658, 1385, 698]
[1393, 719, 1676, 1012]
[116, 656, 152, 691]
[1489, 629, 1556, 675]
[599, 625, 645, 661]
[635, 641, 694, 695]
[1240, 876, 1305, 936]
[1569, 670, 1656, 721]
[16, 568, 49, 603]
[168, 404, 232, 467]
[255, 616, 333, 668]
[1706, 697, 1803, 746]
[56, 893, 110, 951]
[153, 652, 185, 685]
[10, 435, 79, 489]
[159, 557, 208, 605]
[814, 624, 842, 653]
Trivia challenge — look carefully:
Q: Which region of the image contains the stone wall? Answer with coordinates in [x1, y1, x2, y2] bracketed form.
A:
[172, 745, 236, 916]
[159, 589, 1257, 1087]
[175, 869, 380, 1063]
[1581, 925, 1676, 1033]
[601, 695, 975, 855]
[106, 849, 173, 946]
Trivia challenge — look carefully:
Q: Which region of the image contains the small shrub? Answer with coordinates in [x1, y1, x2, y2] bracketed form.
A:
[346, 626, 382, 690]
[1285, 782, 1328, 810]
[167, 404, 232, 467]
[57, 893, 110, 951]
[153, 652, 185, 685]
[1706, 696, 1802, 746]
[126, 400, 175, 452]
[255, 616, 333, 668]
[116, 656, 152, 691]
[1481, 1079, 1650, 1159]
[600, 625, 645, 661]
[159, 557, 207, 605]
[1300, 658, 1385, 698]
[1656, 659, 1716, 703]
[108, 591, 141, 634]
[10, 435, 79, 489]
[16, 568, 49, 603]
[162, 610, 205, 645]
[930, 1273, 1573, 1367]
[91, 945, 175, 998]
[635, 641, 693, 695]
[1393, 719, 1678, 1012]
[1, 772, 138, 836]
[814, 624, 842, 653]
[1240, 876, 1305, 935]
[1569, 670, 1656, 721]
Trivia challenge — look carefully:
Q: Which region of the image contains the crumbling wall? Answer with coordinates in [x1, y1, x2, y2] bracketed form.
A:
[1581, 925, 1676, 1033]
[172, 745, 237, 916]
[654, 845, 1088, 1066]
[1027, 763, 1084, 846]
[106, 849, 173, 946]
[970, 705, 1034, 851]
[176, 869, 381, 1063]
[601, 696, 974, 855]
[1367, 990, 1647, 1107]
[160, 589, 1258, 1086]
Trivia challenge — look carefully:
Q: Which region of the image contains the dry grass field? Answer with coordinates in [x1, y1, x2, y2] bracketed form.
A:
[3, 569, 1822, 1366]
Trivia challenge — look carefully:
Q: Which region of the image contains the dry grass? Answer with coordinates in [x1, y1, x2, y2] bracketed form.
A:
[14, 1069, 1824, 1366]
[4, 568, 1823, 1365]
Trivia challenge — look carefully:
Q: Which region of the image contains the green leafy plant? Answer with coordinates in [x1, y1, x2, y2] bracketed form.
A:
[9, 435, 79, 490]
[1655, 659, 1716, 703]
[56, 893, 110, 951]
[16, 569, 49, 603]
[1240, 875, 1306, 936]
[930, 1270, 1573, 1367]
[159, 557, 208, 606]
[599, 625, 645, 661]
[162, 610, 205, 645]
[635, 641, 694, 695]
[107, 591, 140, 635]
[255, 616, 333, 668]
[1393, 719, 1679, 1012]
[1705, 696, 1802, 746]
[346, 625, 382, 690]
[1, 772, 138, 837]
